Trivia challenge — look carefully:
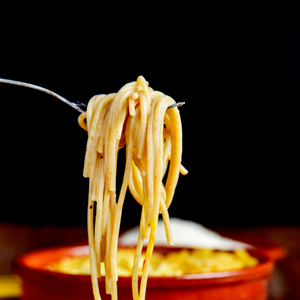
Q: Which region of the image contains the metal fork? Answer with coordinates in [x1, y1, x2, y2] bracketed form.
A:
[0, 78, 184, 113]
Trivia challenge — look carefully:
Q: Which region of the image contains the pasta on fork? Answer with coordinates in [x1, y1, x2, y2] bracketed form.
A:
[78, 76, 187, 300]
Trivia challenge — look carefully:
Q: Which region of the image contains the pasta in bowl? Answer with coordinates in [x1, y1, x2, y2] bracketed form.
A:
[47, 247, 259, 276]
[12, 243, 274, 300]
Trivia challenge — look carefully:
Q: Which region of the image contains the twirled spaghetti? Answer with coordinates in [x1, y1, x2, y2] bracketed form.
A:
[78, 76, 187, 300]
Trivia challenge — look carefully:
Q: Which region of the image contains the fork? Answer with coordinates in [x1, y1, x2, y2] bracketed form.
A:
[0, 78, 184, 113]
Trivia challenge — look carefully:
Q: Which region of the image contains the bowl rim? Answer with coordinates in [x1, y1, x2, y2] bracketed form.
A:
[12, 244, 274, 289]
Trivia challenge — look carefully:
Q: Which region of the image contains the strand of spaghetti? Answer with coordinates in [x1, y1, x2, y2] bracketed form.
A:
[152, 96, 174, 220]
[131, 104, 150, 239]
[132, 207, 147, 300]
[104, 86, 140, 298]
[159, 198, 173, 245]
[86, 95, 97, 130]
[84, 96, 102, 300]
[106, 106, 127, 191]
[138, 96, 174, 299]
[129, 163, 143, 205]
[136, 91, 148, 159]
[100, 185, 110, 269]
[138, 223, 155, 300]
[107, 112, 135, 298]
[162, 113, 171, 176]
[162, 139, 171, 180]
[95, 155, 105, 275]
[85, 103, 105, 284]
[86, 98, 108, 300]
[128, 108, 144, 204]
[84, 96, 111, 206]
[87, 95, 107, 140]
[137, 76, 150, 106]
[101, 184, 111, 258]
[104, 192, 115, 296]
[91, 94, 115, 153]
[129, 92, 138, 116]
[180, 164, 189, 175]
[78, 112, 87, 131]
[136, 76, 152, 159]
[84, 96, 97, 177]
[145, 96, 162, 225]
[87, 197, 101, 300]
[130, 92, 154, 300]
[96, 97, 115, 154]
[164, 106, 183, 208]
[129, 104, 149, 232]
[88, 96, 109, 200]
[151, 97, 174, 232]
[105, 84, 141, 192]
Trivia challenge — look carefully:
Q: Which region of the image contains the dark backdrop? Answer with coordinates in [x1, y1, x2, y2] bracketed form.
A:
[0, 1, 299, 228]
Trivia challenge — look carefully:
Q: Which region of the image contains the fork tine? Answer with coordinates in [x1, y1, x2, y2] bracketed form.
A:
[167, 102, 185, 109]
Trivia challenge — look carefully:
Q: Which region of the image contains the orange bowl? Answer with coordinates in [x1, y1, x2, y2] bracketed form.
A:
[12, 244, 275, 300]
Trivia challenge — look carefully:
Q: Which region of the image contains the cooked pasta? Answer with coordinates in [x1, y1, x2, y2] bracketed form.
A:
[78, 76, 187, 300]
[48, 248, 258, 276]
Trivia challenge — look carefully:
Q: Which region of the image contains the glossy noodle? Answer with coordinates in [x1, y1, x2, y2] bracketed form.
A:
[78, 76, 187, 300]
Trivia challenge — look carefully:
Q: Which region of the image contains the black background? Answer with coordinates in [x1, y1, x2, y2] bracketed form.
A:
[0, 1, 299, 229]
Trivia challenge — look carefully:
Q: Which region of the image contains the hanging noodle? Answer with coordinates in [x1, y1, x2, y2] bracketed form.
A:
[78, 76, 187, 300]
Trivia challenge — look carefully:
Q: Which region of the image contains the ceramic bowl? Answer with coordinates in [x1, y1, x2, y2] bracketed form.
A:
[12, 243, 276, 300]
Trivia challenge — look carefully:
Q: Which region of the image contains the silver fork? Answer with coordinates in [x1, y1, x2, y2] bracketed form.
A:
[0, 78, 185, 113]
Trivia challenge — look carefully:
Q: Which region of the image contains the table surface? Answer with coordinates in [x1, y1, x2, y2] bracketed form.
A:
[1, 223, 299, 300]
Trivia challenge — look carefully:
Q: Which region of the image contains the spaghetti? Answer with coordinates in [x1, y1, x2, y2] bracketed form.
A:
[78, 76, 187, 300]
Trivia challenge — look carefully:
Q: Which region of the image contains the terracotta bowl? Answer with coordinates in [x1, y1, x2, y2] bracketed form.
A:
[12, 243, 276, 300]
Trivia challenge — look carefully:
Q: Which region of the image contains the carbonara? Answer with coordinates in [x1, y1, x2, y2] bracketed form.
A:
[78, 76, 187, 300]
